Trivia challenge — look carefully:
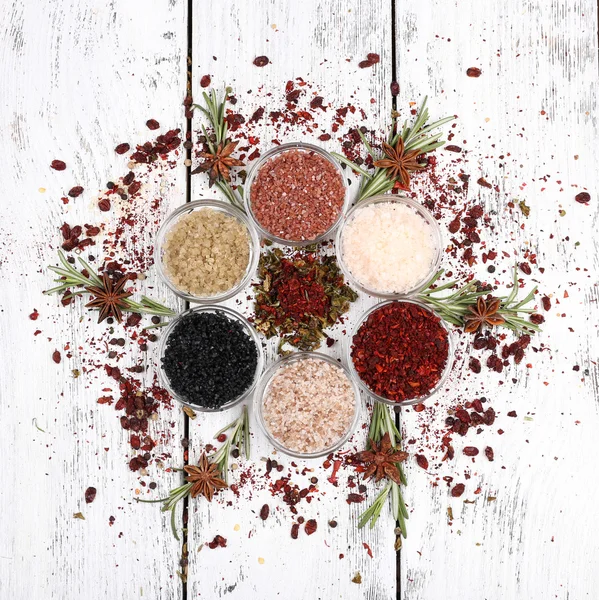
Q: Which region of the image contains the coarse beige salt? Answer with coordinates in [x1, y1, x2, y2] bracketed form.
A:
[163, 208, 250, 297]
[341, 202, 437, 294]
[262, 358, 355, 454]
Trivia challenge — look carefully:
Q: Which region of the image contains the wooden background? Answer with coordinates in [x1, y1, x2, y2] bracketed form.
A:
[1, 1, 598, 599]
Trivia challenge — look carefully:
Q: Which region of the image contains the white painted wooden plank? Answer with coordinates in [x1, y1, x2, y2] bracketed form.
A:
[0, 1, 187, 598]
[395, 1, 599, 599]
[190, 2, 398, 599]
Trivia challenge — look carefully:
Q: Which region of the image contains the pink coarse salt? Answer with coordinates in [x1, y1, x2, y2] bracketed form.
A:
[250, 149, 345, 242]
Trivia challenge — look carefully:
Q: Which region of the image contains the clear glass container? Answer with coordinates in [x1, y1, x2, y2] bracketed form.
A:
[255, 352, 361, 458]
[244, 142, 349, 246]
[158, 305, 264, 412]
[347, 299, 454, 407]
[335, 194, 443, 298]
[154, 199, 260, 303]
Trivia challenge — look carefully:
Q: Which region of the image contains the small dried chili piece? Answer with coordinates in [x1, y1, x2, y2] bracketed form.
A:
[485, 446, 494, 461]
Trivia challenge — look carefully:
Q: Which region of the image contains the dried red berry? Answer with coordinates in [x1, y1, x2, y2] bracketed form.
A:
[253, 55, 269, 67]
[51, 160, 66, 171]
[60, 223, 72, 239]
[390, 81, 400, 96]
[146, 119, 160, 130]
[416, 454, 429, 470]
[260, 504, 269, 520]
[130, 435, 141, 450]
[52, 350, 61, 364]
[463, 446, 479, 457]
[358, 59, 374, 68]
[310, 96, 324, 109]
[519, 262, 532, 275]
[484, 446, 494, 461]
[575, 191, 590, 205]
[85, 226, 100, 237]
[122, 171, 135, 186]
[445, 145, 462, 153]
[514, 348, 525, 364]
[469, 357, 481, 373]
[542, 296, 551, 311]
[530, 313, 545, 325]
[130, 151, 148, 163]
[456, 409, 471, 423]
[466, 67, 482, 77]
[216, 433, 227, 443]
[291, 523, 299, 539]
[68, 186, 84, 198]
[98, 198, 111, 212]
[85, 486, 97, 503]
[128, 181, 141, 195]
[367, 53, 380, 63]
[29, 309, 39, 320]
[115, 143, 130, 155]
[305, 519, 317, 535]
[472, 399, 483, 413]
[451, 483, 465, 497]
[286, 89, 301, 103]
[200, 75, 211, 88]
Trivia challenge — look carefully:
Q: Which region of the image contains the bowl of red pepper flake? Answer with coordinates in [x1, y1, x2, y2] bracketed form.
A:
[349, 300, 453, 405]
[245, 143, 348, 246]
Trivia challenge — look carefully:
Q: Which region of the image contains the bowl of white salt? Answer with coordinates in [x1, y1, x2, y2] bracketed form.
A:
[335, 194, 442, 298]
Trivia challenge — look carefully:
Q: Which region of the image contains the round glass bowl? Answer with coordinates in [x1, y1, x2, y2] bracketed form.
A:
[347, 299, 454, 407]
[154, 199, 260, 303]
[335, 194, 443, 298]
[244, 142, 349, 246]
[255, 352, 361, 459]
[158, 306, 264, 413]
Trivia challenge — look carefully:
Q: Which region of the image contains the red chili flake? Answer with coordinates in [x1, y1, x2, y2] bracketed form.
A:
[98, 198, 111, 212]
[200, 75, 211, 88]
[367, 53, 380, 63]
[207, 535, 227, 549]
[260, 504, 269, 520]
[84, 486, 97, 503]
[575, 192, 590, 205]
[310, 96, 325, 110]
[477, 177, 493, 189]
[416, 454, 429, 470]
[130, 151, 148, 163]
[463, 446, 479, 457]
[363, 542, 373, 558]
[253, 55, 269, 67]
[451, 483, 465, 497]
[30, 309, 39, 320]
[519, 262, 532, 275]
[390, 81, 400, 96]
[128, 181, 141, 195]
[115, 143, 130, 155]
[472, 399, 483, 413]
[146, 119, 160, 130]
[286, 90, 301, 103]
[413, 403, 425, 413]
[485, 446, 495, 461]
[530, 313, 545, 325]
[542, 296, 551, 311]
[51, 160, 66, 171]
[85, 226, 100, 237]
[351, 302, 449, 402]
[304, 519, 317, 535]
[68, 186, 84, 198]
[346, 493, 365, 504]
[52, 350, 61, 364]
[358, 59, 374, 68]
[466, 67, 482, 77]
[507, 410, 517, 417]
[291, 523, 299, 539]
[126, 313, 142, 327]
[445, 145, 462, 153]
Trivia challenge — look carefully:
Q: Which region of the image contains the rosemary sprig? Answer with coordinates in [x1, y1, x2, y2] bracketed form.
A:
[332, 96, 455, 201]
[44, 251, 176, 319]
[358, 403, 408, 546]
[210, 405, 251, 483]
[138, 405, 251, 539]
[193, 89, 245, 211]
[417, 266, 540, 334]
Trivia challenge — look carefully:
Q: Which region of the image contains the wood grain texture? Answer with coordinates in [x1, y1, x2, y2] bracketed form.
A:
[395, 1, 599, 599]
[0, 1, 187, 598]
[189, 2, 398, 599]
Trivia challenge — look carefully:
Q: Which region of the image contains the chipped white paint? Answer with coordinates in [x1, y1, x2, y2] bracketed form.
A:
[1, 0, 598, 599]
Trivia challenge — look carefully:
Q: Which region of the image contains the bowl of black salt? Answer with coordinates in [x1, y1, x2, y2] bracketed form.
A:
[159, 306, 263, 412]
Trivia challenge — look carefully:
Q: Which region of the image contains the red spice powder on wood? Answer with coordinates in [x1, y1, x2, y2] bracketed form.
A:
[249, 149, 345, 241]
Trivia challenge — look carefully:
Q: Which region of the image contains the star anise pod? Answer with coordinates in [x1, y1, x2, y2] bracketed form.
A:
[85, 272, 132, 323]
[373, 137, 425, 188]
[354, 433, 408, 485]
[463, 296, 506, 333]
[184, 452, 227, 502]
[193, 140, 244, 186]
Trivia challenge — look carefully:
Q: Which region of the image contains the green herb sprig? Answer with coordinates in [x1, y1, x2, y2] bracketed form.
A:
[358, 403, 408, 549]
[44, 251, 176, 321]
[332, 97, 455, 201]
[418, 266, 541, 334]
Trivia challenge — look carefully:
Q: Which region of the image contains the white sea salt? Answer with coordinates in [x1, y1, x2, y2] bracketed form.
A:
[340, 201, 437, 294]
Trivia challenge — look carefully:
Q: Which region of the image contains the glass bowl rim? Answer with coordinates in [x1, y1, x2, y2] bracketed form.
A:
[158, 305, 264, 413]
[154, 199, 260, 303]
[244, 142, 350, 247]
[335, 193, 443, 299]
[254, 351, 362, 459]
[346, 298, 455, 407]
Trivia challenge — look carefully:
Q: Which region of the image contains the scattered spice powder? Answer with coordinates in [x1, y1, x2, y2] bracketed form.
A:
[351, 301, 449, 402]
[253, 249, 357, 351]
[262, 357, 356, 454]
[249, 148, 346, 242]
[340, 201, 438, 294]
[161, 207, 251, 297]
